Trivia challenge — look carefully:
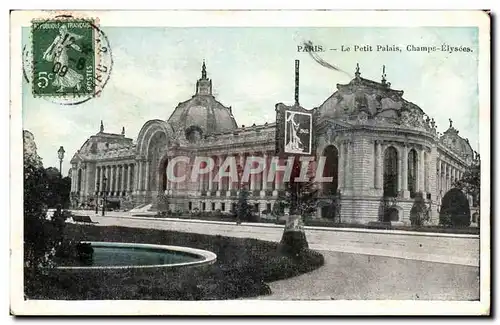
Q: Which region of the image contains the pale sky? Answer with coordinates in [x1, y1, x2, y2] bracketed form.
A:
[22, 26, 479, 174]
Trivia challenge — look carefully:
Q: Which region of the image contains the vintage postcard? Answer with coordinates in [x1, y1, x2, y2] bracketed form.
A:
[10, 10, 490, 316]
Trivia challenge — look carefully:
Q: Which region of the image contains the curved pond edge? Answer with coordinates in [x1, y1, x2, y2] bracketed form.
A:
[56, 241, 217, 270]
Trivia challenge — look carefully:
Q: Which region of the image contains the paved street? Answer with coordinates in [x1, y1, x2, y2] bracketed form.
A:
[71, 211, 480, 300]
[259, 251, 479, 300]
[73, 211, 479, 267]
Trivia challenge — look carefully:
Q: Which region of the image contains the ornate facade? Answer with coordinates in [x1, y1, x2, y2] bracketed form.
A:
[70, 62, 479, 225]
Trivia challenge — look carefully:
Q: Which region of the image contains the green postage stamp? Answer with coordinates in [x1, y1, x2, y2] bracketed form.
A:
[31, 19, 95, 96]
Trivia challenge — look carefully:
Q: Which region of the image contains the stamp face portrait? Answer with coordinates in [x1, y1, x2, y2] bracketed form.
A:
[32, 19, 95, 97]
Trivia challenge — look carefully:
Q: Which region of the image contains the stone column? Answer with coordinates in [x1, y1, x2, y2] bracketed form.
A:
[445, 163, 449, 191]
[197, 160, 203, 195]
[126, 164, 131, 192]
[120, 165, 125, 195]
[145, 160, 150, 193]
[260, 152, 268, 197]
[338, 141, 345, 190]
[271, 155, 279, 193]
[452, 166, 455, 188]
[250, 153, 256, 192]
[133, 162, 139, 193]
[401, 144, 409, 198]
[100, 166, 104, 192]
[166, 164, 172, 194]
[373, 141, 379, 189]
[94, 167, 99, 194]
[80, 165, 86, 197]
[437, 160, 441, 194]
[397, 148, 402, 194]
[113, 165, 118, 195]
[442, 161, 446, 194]
[445, 166, 449, 192]
[113, 165, 117, 195]
[344, 141, 351, 191]
[419, 149, 425, 194]
[226, 154, 234, 197]
[139, 160, 145, 192]
[207, 156, 213, 195]
[216, 155, 222, 196]
[102, 166, 106, 192]
[229, 155, 235, 192]
[108, 165, 114, 196]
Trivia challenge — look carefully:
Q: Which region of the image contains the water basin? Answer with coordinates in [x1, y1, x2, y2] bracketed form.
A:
[56, 241, 217, 270]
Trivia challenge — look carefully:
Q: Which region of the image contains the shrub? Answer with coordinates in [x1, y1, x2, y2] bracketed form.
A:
[409, 192, 430, 227]
[236, 187, 252, 222]
[439, 188, 471, 228]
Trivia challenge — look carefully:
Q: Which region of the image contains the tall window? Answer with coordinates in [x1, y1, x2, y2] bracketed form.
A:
[408, 149, 418, 198]
[383, 146, 398, 197]
[322, 145, 339, 194]
[77, 169, 82, 192]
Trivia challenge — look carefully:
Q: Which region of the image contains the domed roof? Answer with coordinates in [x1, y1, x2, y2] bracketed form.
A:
[167, 61, 238, 138]
[440, 119, 474, 161]
[316, 64, 430, 130]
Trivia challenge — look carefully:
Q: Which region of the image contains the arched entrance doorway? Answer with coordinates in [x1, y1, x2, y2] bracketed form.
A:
[440, 188, 471, 227]
[158, 156, 168, 192]
[322, 145, 339, 195]
[146, 132, 168, 195]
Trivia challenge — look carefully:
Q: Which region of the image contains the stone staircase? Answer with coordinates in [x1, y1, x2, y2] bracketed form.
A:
[128, 203, 153, 213]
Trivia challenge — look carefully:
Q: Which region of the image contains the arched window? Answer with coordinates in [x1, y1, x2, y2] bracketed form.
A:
[161, 159, 168, 192]
[77, 169, 82, 192]
[408, 149, 418, 198]
[383, 146, 399, 197]
[322, 145, 339, 195]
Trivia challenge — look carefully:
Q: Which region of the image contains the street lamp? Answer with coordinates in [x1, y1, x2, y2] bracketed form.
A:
[57, 146, 65, 176]
[102, 176, 107, 216]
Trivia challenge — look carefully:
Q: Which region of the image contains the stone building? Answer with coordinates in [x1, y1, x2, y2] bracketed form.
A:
[70, 62, 479, 225]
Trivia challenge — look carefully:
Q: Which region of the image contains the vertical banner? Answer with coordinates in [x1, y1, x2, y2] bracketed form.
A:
[275, 103, 314, 156]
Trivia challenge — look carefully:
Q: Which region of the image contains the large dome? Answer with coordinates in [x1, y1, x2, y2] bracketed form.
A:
[167, 61, 238, 138]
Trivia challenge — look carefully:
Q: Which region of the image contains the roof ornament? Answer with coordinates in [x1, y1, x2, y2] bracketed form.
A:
[121, 126, 125, 135]
[294, 60, 300, 105]
[355, 63, 360, 78]
[202, 60, 207, 79]
[100, 120, 104, 133]
[381, 65, 387, 85]
[449, 118, 453, 128]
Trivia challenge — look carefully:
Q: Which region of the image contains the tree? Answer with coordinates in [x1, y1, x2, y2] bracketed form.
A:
[45, 167, 71, 209]
[453, 160, 480, 208]
[23, 131, 67, 284]
[284, 158, 319, 220]
[236, 185, 253, 222]
[439, 188, 471, 227]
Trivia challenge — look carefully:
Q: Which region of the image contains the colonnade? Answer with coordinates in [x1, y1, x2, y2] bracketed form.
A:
[95, 163, 135, 196]
[437, 159, 463, 196]
[159, 150, 288, 197]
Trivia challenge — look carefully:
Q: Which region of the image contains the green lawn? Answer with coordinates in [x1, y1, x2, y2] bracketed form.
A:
[25, 224, 324, 300]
